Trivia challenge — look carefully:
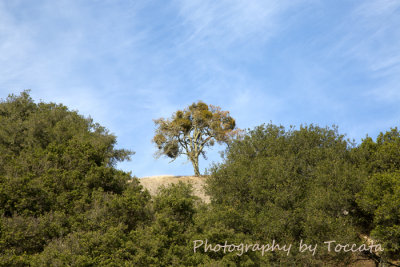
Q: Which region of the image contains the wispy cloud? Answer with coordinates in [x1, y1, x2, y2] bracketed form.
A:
[0, 1, 146, 125]
[176, 0, 307, 49]
[351, 0, 400, 72]
[323, 0, 400, 103]
[169, 0, 311, 126]
[1, 0, 399, 176]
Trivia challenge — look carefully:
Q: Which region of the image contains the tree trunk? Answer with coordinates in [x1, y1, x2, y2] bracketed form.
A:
[191, 156, 200, 176]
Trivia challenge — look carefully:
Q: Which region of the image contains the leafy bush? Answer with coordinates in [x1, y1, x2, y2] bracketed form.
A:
[0, 92, 150, 264]
[206, 124, 365, 265]
[1, 92, 398, 266]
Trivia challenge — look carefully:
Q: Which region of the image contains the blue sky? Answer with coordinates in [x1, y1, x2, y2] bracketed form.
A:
[1, 0, 400, 177]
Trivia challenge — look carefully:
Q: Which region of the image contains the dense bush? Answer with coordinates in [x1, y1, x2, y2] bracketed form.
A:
[205, 124, 366, 265]
[0, 92, 150, 265]
[0, 92, 398, 266]
[356, 129, 400, 260]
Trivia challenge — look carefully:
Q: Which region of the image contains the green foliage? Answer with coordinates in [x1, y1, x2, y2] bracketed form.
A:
[152, 101, 241, 176]
[0, 91, 133, 217]
[355, 128, 400, 260]
[0, 91, 150, 265]
[31, 225, 132, 266]
[1, 91, 399, 266]
[357, 172, 400, 258]
[129, 182, 202, 266]
[206, 124, 365, 265]
[129, 182, 263, 266]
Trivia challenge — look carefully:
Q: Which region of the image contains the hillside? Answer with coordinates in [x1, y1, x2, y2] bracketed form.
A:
[138, 175, 210, 203]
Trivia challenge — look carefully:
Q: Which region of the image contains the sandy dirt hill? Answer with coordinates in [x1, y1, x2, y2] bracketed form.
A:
[137, 175, 210, 203]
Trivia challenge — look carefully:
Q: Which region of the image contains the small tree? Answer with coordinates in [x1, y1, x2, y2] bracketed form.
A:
[152, 101, 240, 176]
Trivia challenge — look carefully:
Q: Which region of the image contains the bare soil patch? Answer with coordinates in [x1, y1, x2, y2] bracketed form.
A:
[137, 175, 210, 203]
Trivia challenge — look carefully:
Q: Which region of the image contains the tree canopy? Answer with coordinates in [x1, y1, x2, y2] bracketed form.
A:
[355, 128, 400, 260]
[206, 124, 366, 265]
[0, 91, 150, 265]
[1, 91, 399, 266]
[152, 101, 240, 176]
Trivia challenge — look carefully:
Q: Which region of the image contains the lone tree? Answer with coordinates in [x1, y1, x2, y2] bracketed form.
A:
[152, 101, 240, 176]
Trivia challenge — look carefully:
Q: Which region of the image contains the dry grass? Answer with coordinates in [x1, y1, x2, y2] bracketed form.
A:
[137, 175, 210, 203]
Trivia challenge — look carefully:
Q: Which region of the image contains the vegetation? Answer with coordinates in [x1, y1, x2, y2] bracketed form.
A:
[0, 91, 399, 266]
[355, 129, 400, 261]
[152, 101, 241, 176]
[0, 91, 149, 265]
[207, 124, 365, 265]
